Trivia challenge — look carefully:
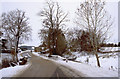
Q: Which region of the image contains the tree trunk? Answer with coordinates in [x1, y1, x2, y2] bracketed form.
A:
[95, 51, 100, 67]
[48, 29, 52, 57]
[48, 48, 52, 57]
[15, 36, 19, 62]
[12, 54, 15, 62]
[11, 50, 16, 62]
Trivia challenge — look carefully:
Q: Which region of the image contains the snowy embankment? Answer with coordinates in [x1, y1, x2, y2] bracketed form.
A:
[32, 52, 118, 77]
[100, 47, 119, 52]
[0, 63, 30, 78]
[0, 51, 31, 78]
[73, 52, 118, 72]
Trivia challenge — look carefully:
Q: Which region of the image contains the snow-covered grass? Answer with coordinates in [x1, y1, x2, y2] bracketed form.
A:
[32, 52, 118, 77]
[1, 53, 13, 61]
[1, 52, 24, 62]
[56, 60, 118, 77]
[75, 52, 118, 72]
[0, 63, 30, 78]
[0, 51, 31, 78]
[1, 53, 14, 68]
[100, 47, 119, 52]
[1, 50, 31, 64]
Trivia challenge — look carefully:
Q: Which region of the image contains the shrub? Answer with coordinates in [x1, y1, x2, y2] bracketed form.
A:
[19, 57, 27, 65]
[2, 58, 10, 68]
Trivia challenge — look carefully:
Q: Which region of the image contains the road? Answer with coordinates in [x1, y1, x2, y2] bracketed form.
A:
[15, 51, 82, 77]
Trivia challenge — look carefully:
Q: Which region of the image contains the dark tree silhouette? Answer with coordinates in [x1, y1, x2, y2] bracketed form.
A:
[38, 1, 68, 56]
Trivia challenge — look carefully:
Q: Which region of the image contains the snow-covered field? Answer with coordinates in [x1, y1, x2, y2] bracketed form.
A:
[0, 63, 30, 78]
[1, 53, 22, 61]
[100, 47, 119, 52]
[74, 52, 118, 72]
[0, 53, 13, 69]
[1, 51, 29, 63]
[32, 52, 118, 77]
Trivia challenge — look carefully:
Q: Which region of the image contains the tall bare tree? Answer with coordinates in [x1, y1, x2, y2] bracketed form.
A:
[1, 9, 32, 62]
[75, 0, 113, 67]
[38, 0, 68, 56]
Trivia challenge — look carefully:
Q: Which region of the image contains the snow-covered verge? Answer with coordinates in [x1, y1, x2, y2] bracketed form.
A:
[56, 60, 118, 77]
[1, 50, 31, 66]
[0, 63, 30, 78]
[0, 51, 31, 78]
[18, 50, 31, 60]
[73, 52, 118, 72]
[1, 52, 24, 63]
[100, 47, 119, 52]
[32, 52, 118, 77]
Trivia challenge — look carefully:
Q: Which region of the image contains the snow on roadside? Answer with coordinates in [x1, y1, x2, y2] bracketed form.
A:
[75, 52, 118, 72]
[56, 60, 118, 77]
[32, 52, 118, 77]
[33, 52, 50, 60]
[0, 63, 31, 78]
[1, 53, 13, 61]
[100, 47, 119, 52]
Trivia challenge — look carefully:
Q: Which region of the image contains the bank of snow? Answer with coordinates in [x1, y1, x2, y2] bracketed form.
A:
[32, 52, 118, 77]
[100, 47, 119, 52]
[0, 63, 30, 78]
[0, 51, 31, 78]
[56, 60, 118, 77]
[73, 52, 118, 72]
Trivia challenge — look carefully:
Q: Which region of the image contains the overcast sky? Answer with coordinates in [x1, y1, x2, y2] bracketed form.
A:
[0, 0, 119, 46]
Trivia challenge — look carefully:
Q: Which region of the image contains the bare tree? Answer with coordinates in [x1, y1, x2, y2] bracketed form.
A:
[38, 0, 68, 56]
[75, 0, 113, 67]
[1, 9, 32, 62]
[66, 28, 81, 52]
[38, 28, 49, 44]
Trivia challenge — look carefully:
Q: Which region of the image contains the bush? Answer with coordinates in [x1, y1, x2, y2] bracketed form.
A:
[2, 58, 10, 68]
[19, 57, 27, 65]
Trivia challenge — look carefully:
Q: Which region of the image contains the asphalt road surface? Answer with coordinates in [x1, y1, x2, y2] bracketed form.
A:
[16, 51, 82, 77]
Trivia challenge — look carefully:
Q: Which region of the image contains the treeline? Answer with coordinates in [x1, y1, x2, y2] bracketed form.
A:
[37, 0, 113, 67]
[0, 0, 115, 67]
[0, 9, 32, 63]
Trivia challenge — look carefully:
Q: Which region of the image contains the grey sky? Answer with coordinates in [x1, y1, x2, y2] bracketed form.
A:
[1, 0, 119, 46]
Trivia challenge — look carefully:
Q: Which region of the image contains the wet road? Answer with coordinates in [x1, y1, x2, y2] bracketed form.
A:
[16, 52, 67, 77]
